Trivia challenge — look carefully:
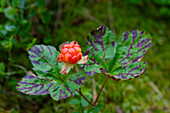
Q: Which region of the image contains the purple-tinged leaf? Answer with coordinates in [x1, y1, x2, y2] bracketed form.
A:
[49, 73, 85, 101]
[17, 44, 86, 101]
[49, 80, 80, 101]
[16, 74, 54, 95]
[73, 76, 85, 86]
[49, 83, 73, 101]
[68, 73, 85, 86]
[28, 45, 62, 80]
[17, 72, 85, 100]
[83, 25, 152, 80]
[17, 72, 85, 101]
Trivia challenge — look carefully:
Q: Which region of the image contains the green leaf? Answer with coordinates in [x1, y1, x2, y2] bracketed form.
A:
[49, 76, 84, 101]
[49, 73, 85, 101]
[20, 19, 28, 24]
[16, 74, 55, 95]
[41, 11, 51, 24]
[12, 0, 19, 7]
[88, 104, 103, 113]
[0, 25, 7, 35]
[83, 25, 152, 80]
[1, 0, 5, 8]
[81, 95, 90, 107]
[69, 99, 80, 105]
[5, 22, 16, 32]
[4, 7, 18, 21]
[72, 111, 80, 113]
[0, 62, 5, 73]
[3, 36, 13, 49]
[0, 8, 4, 12]
[26, 38, 37, 51]
[0, 39, 8, 47]
[24, 45, 86, 101]
[22, 21, 31, 32]
[66, 72, 84, 81]
[17, 72, 85, 101]
[20, 0, 25, 9]
[37, 0, 45, 7]
[7, 8, 18, 15]
[49, 81, 73, 101]
[27, 45, 84, 96]
[28, 45, 62, 80]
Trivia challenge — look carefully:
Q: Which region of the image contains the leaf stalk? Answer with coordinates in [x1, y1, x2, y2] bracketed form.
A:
[93, 76, 108, 106]
[74, 66, 109, 107]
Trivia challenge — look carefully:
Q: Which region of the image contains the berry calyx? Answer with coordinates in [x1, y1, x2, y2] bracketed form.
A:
[57, 41, 82, 64]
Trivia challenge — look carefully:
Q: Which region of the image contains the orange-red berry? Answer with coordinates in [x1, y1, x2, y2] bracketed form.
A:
[64, 53, 72, 63]
[62, 44, 69, 48]
[74, 47, 81, 54]
[68, 48, 76, 55]
[57, 41, 82, 64]
[61, 48, 68, 54]
[77, 53, 82, 60]
[68, 42, 75, 48]
[61, 54, 65, 61]
[72, 55, 78, 64]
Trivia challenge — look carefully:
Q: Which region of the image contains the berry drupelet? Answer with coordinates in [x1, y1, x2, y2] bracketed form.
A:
[57, 41, 88, 74]
[57, 41, 82, 64]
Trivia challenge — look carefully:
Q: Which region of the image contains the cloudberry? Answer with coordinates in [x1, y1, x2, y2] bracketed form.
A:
[57, 41, 82, 64]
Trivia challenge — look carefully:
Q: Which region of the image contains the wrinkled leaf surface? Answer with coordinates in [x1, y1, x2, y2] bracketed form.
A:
[82, 25, 151, 80]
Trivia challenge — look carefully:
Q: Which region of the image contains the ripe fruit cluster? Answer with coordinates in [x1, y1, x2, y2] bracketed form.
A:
[57, 41, 82, 64]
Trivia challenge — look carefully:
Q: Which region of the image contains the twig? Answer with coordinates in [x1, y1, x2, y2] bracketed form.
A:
[93, 77, 108, 106]
[73, 66, 93, 107]
[74, 66, 77, 73]
[73, 64, 109, 107]
[75, 88, 94, 107]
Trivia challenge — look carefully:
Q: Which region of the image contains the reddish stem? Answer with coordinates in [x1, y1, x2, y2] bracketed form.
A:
[75, 88, 94, 107]
[74, 66, 93, 107]
[93, 77, 108, 106]
[73, 65, 109, 107]
[73, 66, 77, 73]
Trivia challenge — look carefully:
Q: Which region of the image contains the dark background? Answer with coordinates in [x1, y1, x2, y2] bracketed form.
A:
[0, 0, 170, 112]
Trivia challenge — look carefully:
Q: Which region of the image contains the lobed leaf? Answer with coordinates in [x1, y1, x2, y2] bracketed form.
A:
[49, 73, 85, 101]
[17, 73, 85, 100]
[83, 25, 152, 80]
[49, 81, 74, 101]
[17, 44, 86, 101]
[16, 74, 54, 95]
[28, 45, 62, 80]
[67, 72, 85, 86]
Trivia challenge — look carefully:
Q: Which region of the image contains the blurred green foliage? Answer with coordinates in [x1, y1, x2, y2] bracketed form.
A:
[0, 0, 169, 113]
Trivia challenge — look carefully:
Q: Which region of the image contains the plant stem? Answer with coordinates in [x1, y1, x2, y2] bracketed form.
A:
[76, 77, 109, 107]
[74, 66, 93, 107]
[79, 94, 84, 113]
[75, 88, 93, 107]
[74, 66, 77, 73]
[73, 65, 109, 107]
[93, 77, 108, 106]
[60, 76, 65, 81]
